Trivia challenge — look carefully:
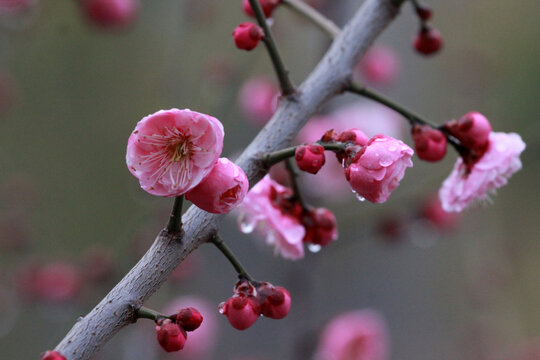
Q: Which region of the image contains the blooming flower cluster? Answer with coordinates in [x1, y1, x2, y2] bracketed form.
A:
[219, 279, 291, 330]
[238, 175, 337, 259]
[126, 108, 248, 214]
[439, 112, 525, 212]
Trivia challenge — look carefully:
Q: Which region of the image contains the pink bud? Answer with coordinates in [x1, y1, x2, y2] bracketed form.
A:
[233, 22, 264, 51]
[155, 319, 187, 352]
[80, 0, 139, 28]
[337, 128, 369, 146]
[295, 144, 326, 174]
[238, 76, 279, 125]
[445, 111, 492, 151]
[256, 283, 291, 319]
[41, 350, 66, 360]
[345, 135, 414, 203]
[175, 307, 203, 332]
[242, 0, 281, 18]
[413, 26, 443, 56]
[411, 124, 447, 162]
[302, 207, 338, 247]
[220, 295, 260, 330]
[355, 46, 400, 86]
[186, 158, 249, 214]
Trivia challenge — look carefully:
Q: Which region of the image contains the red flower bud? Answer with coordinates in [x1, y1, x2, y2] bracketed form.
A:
[415, 5, 433, 21]
[411, 124, 447, 162]
[233, 22, 264, 51]
[256, 282, 291, 319]
[444, 112, 491, 151]
[413, 26, 443, 56]
[242, 0, 281, 18]
[302, 207, 338, 247]
[295, 144, 326, 174]
[175, 307, 203, 332]
[219, 295, 260, 330]
[41, 350, 66, 360]
[155, 319, 187, 352]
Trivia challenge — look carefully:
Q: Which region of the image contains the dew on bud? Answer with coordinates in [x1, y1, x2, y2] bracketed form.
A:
[307, 244, 322, 253]
[355, 193, 366, 202]
[217, 302, 226, 314]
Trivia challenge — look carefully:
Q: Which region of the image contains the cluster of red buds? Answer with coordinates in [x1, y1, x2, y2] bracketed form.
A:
[219, 279, 291, 330]
[269, 178, 338, 247]
[232, 0, 282, 51]
[154, 307, 203, 352]
[411, 2, 443, 56]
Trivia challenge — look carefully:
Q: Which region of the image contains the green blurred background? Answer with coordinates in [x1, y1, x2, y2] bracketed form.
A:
[0, 0, 538, 359]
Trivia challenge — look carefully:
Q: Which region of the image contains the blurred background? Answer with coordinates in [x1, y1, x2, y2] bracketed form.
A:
[0, 0, 538, 359]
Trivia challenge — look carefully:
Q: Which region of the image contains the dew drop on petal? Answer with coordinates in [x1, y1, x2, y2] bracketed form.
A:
[307, 244, 322, 253]
[218, 302, 226, 314]
[355, 193, 366, 202]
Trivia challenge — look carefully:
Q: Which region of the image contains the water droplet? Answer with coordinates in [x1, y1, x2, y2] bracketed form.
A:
[355, 193, 365, 202]
[379, 159, 393, 166]
[218, 302, 226, 314]
[238, 214, 256, 234]
[307, 244, 322, 253]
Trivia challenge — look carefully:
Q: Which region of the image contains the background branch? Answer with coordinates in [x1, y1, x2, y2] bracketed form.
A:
[54, 1, 405, 358]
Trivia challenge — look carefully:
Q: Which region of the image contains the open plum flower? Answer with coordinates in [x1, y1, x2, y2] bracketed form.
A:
[238, 175, 305, 260]
[316, 309, 389, 360]
[439, 132, 525, 212]
[345, 135, 414, 203]
[126, 108, 224, 197]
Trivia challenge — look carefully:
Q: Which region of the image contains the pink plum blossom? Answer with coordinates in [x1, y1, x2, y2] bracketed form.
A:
[316, 309, 389, 360]
[439, 132, 525, 212]
[345, 135, 414, 203]
[238, 76, 279, 126]
[355, 45, 400, 86]
[126, 108, 224, 197]
[186, 157, 249, 214]
[238, 175, 305, 260]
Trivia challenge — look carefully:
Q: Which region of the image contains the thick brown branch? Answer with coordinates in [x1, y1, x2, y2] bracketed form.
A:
[54, 1, 404, 358]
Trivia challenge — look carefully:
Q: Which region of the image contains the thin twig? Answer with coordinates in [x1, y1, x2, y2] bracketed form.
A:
[282, 0, 340, 39]
[166, 195, 184, 233]
[248, 0, 296, 95]
[285, 158, 309, 210]
[211, 235, 255, 282]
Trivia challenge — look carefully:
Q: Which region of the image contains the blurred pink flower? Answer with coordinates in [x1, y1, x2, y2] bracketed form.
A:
[238, 175, 305, 260]
[186, 157, 249, 214]
[419, 195, 460, 231]
[18, 261, 82, 303]
[126, 108, 224, 197]
[163, 296, 217, 360]
[80, 0, 139, 28]
[345, 135, 414, 203]
[316, 309, 389, 360]
[238, 76, 279, 126]
[439, 132, 525, 212]
[0, 0, 36, 13]
[355, 45, 400, 86]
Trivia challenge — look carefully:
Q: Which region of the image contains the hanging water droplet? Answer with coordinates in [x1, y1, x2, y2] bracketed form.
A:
[218, 302, 226, 314]
[238, 214, 255, 234]
[307, 244, 322, 253]
[355, 193, 366, 202]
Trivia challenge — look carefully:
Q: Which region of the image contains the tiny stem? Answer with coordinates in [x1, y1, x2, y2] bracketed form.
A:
[285, 158, 309, 210]
[282, 0, 340, 39]
[248, 0, 296, 96]
[136, 306, 170, 322]
[347, 82, 436, 127]
[211, 235, 255, 282]
[166, 196, 184, 233]
[264, 142, 346, 167]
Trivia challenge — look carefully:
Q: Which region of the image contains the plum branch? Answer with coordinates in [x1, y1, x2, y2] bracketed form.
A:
[54, 1, 406, 358]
